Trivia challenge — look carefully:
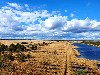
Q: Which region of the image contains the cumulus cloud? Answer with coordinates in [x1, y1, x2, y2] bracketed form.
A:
[63, 17, 100, 33]
[43, 15, 67, 29]
[0, 2, 100, 40]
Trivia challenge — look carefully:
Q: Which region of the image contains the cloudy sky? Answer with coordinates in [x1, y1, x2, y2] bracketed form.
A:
[0, 0, 100, 40]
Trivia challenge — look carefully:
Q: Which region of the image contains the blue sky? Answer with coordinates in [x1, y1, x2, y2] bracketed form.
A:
[0, 0, 100, 40]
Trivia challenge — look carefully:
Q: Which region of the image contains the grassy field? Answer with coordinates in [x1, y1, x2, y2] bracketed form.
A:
[0, 40, 100, 75]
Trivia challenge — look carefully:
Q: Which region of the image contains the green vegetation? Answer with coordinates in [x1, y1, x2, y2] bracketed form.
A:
[3, 53, 14, 61]
[0, 41, 40, 71]
[81, 41, 100, 46]
[43, 42, 48, 45]
[0, 60, 5, 68]
[27, 53, 31, 58]
[0, 42, 33, 69]
[16, 53, 31, 62]
[0, 55, 6, 68]
[21, 42, 28, 44]
[16, 53, 27, 62]
[74, 70, 86, 75]
[31, 44, 37, 50]
[0, 43, 26, 53]
[0, 44, 8, 53]
[8, 43, 26, 52]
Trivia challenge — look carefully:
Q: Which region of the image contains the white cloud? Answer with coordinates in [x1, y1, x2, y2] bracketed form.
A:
[25, 4, 29, 8]
[0, 2, 100, 40]
[65, 10, 67, 12]
[43, 15, 67, 29]
[70, 13, 74, 17]
[7, 3, 22, 10]
[62, 17, 100, 33]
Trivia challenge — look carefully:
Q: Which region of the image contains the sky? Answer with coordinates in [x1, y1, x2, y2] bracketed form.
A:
[0, 0, 100, 40]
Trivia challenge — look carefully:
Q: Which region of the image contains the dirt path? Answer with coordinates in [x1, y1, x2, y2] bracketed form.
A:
[64, 42, 74, 75]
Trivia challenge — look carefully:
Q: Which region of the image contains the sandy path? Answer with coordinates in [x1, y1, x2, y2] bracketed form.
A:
[65, 42, 75, 75]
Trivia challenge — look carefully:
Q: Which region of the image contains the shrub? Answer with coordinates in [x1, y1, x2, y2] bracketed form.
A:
[15, 43, 26, 52]
[0, 44, 8, 53]
[8, 43, 16, 52]
[0, 56, 5, 68]
[31, 45, 37, 50]
[21, 42, 28, 44]
[74, 70, 86, 75]
[8, 43, 26, 52]
[16, 53, 27, 62]
[3, 53, 15, 61]
[0, 60, 5, 68]
[57, 40, 59, 42]
[43, 42, 45, 44]
[6, 63, 16, 72]
[27, 53, 31, 58]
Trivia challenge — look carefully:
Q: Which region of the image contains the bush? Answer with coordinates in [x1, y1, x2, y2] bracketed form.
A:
[43, 42, 45, 44]
[31, 45, 37, 50]
[16, 53, 27, 62]
[8, 43, 16, 52]
[0, 44, 8, 53]
[15, 43, 26, 52]
[6, 63, 16, 72]
[0, 60, 5, 68]
[8, 43, 26, 52]
[27, 53, 31, 58]
[21, 42, 28, 44]
[3, 53, 15, 61]
[74, 70, 86, 75]
[57, 40, 59, 42]
[0, 56, 5, 68]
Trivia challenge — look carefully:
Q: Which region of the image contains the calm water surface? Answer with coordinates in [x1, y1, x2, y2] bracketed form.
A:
[73, 43, 100, 61]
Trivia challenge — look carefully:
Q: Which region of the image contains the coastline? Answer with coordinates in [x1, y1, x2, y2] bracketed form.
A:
[81, 42, 100, 48]
[70, 43, 100, 74]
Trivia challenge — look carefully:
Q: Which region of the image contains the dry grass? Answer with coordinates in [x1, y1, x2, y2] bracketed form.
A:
[0, 40, 100, 75]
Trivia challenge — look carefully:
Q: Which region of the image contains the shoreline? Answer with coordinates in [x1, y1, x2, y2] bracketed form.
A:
[72, 42, 100, 62]
[70, 43, 100, 74]
[73, 43, 100, 62]
[81, 42, 100, 48]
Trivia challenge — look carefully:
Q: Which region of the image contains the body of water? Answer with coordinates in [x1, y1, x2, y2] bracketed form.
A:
[73, 43, 100, 61]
